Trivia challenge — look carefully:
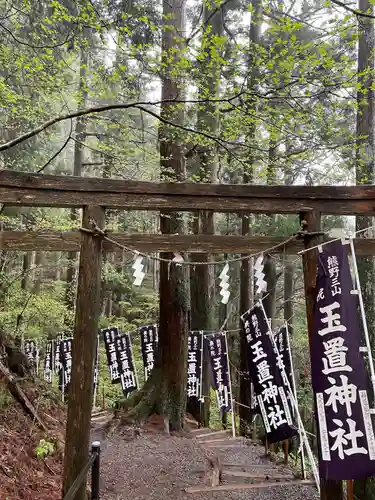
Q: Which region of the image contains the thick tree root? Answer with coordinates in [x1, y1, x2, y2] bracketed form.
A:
[117, 369, 185, 432]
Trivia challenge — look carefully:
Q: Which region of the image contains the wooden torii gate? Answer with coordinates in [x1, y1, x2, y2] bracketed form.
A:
[2, 169, 375, 500]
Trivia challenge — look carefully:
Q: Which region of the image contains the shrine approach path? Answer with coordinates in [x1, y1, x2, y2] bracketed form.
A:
[90, 412, 318, 500]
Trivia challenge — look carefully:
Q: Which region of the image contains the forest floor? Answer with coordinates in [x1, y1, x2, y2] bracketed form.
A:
[91, 413, 319, 500]
[0, 378, 65, 500]
[0, 387, 319, 500]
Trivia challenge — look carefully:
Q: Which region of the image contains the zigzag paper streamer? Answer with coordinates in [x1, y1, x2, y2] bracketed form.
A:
[172, 253, 184, 265]
[254, 254, 267, 294]
[132, 254, 145, 286]
[219, 263, 230, 304]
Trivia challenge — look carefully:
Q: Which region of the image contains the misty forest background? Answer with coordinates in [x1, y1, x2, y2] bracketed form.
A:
[1, 0, 375, 495]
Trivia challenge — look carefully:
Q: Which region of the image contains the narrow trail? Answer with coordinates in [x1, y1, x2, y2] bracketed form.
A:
[89, 412, 319, 500]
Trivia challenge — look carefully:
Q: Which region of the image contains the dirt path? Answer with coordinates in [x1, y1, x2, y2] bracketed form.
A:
[90, 415, 319, 500]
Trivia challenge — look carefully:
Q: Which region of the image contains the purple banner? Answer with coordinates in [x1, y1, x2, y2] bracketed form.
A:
[241, 304, 297, 444]
[312, 241, 375, 480]
[60, 337, 73, 388]
[102, 326, 121, 384]
[206, 333, 231, 413]
[54, 333, 63, 374]
[187, 331, 203, 399]
[24, 339, 38, 369]
[140, 324, 159, 380]
[44, 340, 53, 383]
[115, 333, 138, 396]
[274, 326, 294, 416]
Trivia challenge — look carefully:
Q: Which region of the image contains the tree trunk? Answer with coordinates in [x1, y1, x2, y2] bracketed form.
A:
[65, 42, 88, 315]
[189, 212, 214, 426]
[262, 136, 278, 322]
[187, 0, 224, 426]
[101, 154, 113, 314]
[355, 0, 375, 497]
[238, 0, 262, 436]
[32, 251, 43, 295]
[121, 0, 188, 431]
[20, 252, 31, 293]
[283, 167, 294, 332]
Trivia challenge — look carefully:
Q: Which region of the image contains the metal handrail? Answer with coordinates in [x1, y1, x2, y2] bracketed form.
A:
[63, 441, 101, 500]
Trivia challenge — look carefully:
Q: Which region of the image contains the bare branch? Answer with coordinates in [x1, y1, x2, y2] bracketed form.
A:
[0, 96, 248, 152]
[330, 0, 375, 19]
[37, 120, 73, 173]
[0, 21, 76, 49]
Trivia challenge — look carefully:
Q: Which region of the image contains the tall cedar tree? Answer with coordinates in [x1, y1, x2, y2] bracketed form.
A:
[120, 0, 189, 431]
[355, 0, 375, 498]
[188, 0, 224, 426]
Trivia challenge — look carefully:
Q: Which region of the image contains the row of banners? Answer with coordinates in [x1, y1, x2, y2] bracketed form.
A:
[31, 322, 294, 429]
[23, 240, 375, 482]
[30, 323, 237, 412]
[103, 325, 234, 411]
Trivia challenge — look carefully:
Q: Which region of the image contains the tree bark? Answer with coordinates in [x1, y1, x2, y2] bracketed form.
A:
[20, 252, 31, 293]
[283, 169, 294, 332]
[355, 0, 375, 496]
[121, 0, 189, 431]
[62, 206, 105, 500]
[65, 42, 89, 314]
[156, 0, 188, 431]
[32, 251, 43, 295]
[262, 136, 278, 322]
[238, 0, 262, 437]
[189, 212, 214, 426]
[188, 0, 224, 426]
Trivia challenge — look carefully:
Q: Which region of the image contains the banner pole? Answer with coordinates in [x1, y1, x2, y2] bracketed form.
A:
[349, 237, 375, 396]
[285, 321, 306, 480]
[223, 331, 236, 438]
[51, 339, 55, 384]
[93, 334, 99, 410]
[128, 331, 139, 390]
[199, 331, 204, 427]
[199, 330, 204, 402]
[347, 479, 354, 500]
[258, 300, 319, 492]
[35, 341, 39, 376]
[62, 367, 65, 403]
[61, 334, 65, 403]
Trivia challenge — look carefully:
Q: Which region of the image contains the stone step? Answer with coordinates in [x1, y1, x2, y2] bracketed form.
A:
[222, 469, 294, 480]
[196, 429, 231, 439]
[198, 437, 244, 445]
[185, 479, 315, 493]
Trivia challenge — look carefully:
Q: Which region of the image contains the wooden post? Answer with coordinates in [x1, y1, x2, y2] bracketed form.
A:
[283, 439, 289, 465]
[62, 206, 105, 500]
[300, 210, 343, 500]
[347, 480, 354, 500]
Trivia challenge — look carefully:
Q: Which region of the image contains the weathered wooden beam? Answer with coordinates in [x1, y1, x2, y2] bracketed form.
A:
[2, 170, 375, 214]
[2, 231, 375, 255]
[62, 206, 105, 500]
[0, 232, 302, 253]
[2, 169, 375, 199]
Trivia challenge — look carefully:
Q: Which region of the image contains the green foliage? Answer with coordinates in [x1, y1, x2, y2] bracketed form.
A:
[0, 286, 71, 338]
[0, 388, 13, 409]
[35, 439, 55, 459]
